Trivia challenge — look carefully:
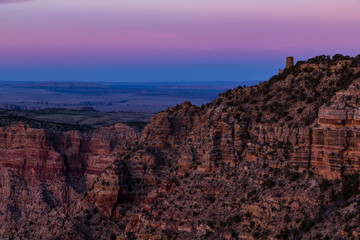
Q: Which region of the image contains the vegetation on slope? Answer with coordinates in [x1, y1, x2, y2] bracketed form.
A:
[211, 54, 360, 127]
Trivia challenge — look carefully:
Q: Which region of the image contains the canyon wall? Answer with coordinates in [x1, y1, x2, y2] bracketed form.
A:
[3, 57, 360, 239]
[0, 121, 138, 223]
[142, 82, 360, 180]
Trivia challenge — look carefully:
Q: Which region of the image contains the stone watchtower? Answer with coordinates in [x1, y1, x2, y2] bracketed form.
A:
[279, 56, 294, 74]
[286, 56, 294, 69]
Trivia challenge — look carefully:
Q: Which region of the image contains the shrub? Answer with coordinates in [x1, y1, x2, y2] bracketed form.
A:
[315, 233, 322, 239]
[307, 55, 331, 64]
[336, 69, 355, 90]
[305, 96, 314, 104]
[319, 178, 331, 192]
[276, 227, 290, 240]
[253, 232, 260, 238]
[300, 217, 313, 232]
[332, 54, 343, 61]
[126, 232, 136, 240]
[202, 230, 212, 238]
[287, 171, 301, 182]
[304, 115, 316, 126]
[249, 221, 255, 229]
[93, 208, 99, 214]
[262, 179, 276, 188]
[85, 213, 92, 220]
[341, 173, 360, 200]
[206, 220, 215, 229]
[233, 214, 242, 223]
[284, 214, 291, 223]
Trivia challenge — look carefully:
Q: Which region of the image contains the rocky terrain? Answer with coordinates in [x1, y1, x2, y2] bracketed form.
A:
[2, 54, 360, 239]
[0, 120, 139, 225]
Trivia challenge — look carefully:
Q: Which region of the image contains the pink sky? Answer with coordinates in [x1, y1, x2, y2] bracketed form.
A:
[0, 0, 360, 81]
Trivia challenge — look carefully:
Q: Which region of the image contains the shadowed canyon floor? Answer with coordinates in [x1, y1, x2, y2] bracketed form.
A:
[2, 55, 360, 239]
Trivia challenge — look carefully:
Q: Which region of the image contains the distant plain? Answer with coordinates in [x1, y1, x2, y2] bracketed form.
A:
[0, 81, 257, 113]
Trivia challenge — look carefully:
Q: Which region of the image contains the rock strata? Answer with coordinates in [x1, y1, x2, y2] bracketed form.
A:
[3, 55, 360, 239]
[0, 121, 139, 224]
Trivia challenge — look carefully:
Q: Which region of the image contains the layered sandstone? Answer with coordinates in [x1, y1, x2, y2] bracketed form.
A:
[0, 121, 139, 224]
[3, 55, 360, 239]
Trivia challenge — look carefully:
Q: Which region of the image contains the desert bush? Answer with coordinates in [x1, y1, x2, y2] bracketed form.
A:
[341, 173, 359, 200]
[206, 220, 215, 229]
[276, 227, 290, 240]
[319, 178, 331, 192]
[307, 55, 331, 64]
[284, 214, 291, 223]
[233, 214, 242, 223]
[300, 217, 313, 232]
[262, 179, 276, 188]
[286, 171, 301, 182]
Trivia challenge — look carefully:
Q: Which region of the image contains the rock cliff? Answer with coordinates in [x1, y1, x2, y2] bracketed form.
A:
[141, 56, 360, 180]
[0, 121, 139, 225]
[2, 54, 360, 239]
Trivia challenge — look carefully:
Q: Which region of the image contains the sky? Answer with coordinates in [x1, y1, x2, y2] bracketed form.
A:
[0, 0, 360, 82]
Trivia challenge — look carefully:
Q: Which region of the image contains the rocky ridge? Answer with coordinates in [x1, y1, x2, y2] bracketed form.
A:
[2, 54, 360, 239]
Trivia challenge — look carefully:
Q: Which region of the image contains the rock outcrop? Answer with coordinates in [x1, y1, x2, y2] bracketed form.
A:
[3, 54, 360, 239]
[0, 121, 139, 225]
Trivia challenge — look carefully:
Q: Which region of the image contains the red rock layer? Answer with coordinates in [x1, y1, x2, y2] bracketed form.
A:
[0, 121, 139, 222]
[141, 82, 360, 180]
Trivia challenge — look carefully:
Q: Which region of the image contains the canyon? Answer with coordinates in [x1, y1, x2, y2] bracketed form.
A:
[0, 121, 139, 223]
[1, 55, 360, 239]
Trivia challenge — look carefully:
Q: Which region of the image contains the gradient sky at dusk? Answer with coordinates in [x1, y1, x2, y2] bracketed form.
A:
[0, 0, 360, 82]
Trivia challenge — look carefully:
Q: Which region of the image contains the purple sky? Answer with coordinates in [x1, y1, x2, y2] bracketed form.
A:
[0, 0, 360, 82]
